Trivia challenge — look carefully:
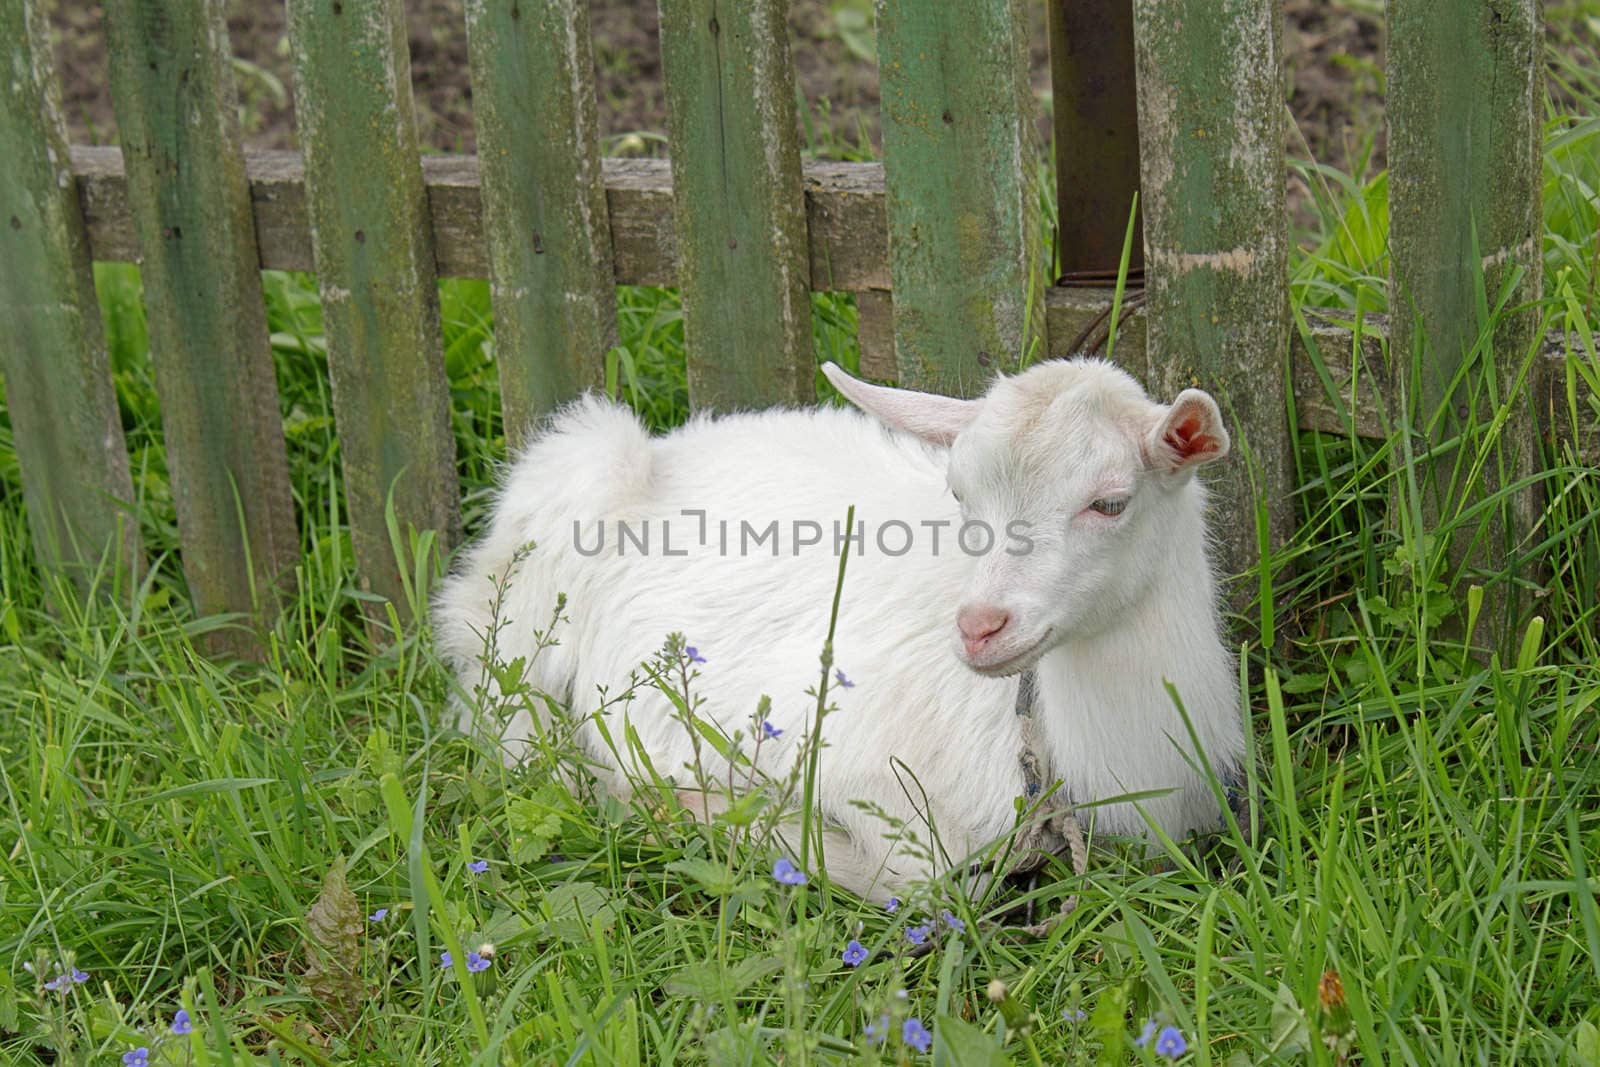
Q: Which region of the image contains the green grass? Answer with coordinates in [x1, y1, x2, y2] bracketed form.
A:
[4, 44, 1600, 1067]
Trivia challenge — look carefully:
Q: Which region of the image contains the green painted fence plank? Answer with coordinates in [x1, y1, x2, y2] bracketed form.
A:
[657, 0, 813, 410]
[1131, 0, 1292, 576]
[104, 0, 298, 654]
[285, 0, 460, 618]
[873, 0, 1047, 396]
[1388, 0, 1543, 640]
[0, 0, 140, 587]
[464, 0, 616, 446]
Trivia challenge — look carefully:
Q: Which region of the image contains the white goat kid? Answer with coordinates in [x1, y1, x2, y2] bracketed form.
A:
[433, 358, 1246, 900]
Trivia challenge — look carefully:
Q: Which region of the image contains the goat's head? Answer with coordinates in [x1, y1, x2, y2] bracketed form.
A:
[823, 359, 1229, 676]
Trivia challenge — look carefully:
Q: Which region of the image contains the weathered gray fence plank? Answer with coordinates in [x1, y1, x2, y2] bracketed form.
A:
[104, 0, 297, 654]
[285, 0, 460, 618]
[0, 0, 140, 587]
[657, 0, 813, 410]
[1131, 0, 1293, 576]
[873, 0, 1047, 395]
[464, 0, 616, 445]
[1388, 0, 1543, 638]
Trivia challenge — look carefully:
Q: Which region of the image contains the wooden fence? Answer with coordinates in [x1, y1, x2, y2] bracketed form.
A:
[0, 0, 1565, 655]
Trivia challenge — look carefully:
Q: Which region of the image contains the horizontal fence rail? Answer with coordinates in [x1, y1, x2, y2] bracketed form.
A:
[64, 144, 1586, 447]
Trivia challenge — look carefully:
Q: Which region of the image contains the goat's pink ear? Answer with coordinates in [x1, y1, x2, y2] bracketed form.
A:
[821, 362, 981, 446]
[1145, 389, 1230, 471]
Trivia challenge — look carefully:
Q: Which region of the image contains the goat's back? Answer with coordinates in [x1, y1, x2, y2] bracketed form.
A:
[433, 395, 1028, 859]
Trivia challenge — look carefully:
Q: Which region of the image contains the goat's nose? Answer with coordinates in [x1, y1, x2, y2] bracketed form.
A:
[957, 605, 1010, 654]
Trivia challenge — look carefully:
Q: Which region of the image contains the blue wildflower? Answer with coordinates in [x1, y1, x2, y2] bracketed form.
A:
[905, 922, 933, 946]
[903, 1018, 932, 1053]
[468, 859, 489, 875]
[1064, 1007, 1087, 1023]
[171, 1008, 194, 1035]
[686, 646, 706, 664]
[886, 896, 900, 913]
[466, 951, 491, 973]
[864, 1012, 889, 1045]
[1135, 1018, 1159, 1046]
[369, 907, 388, 922]
[841, 939, 868, 967]
[941, 909, 965, 933]
[42, 974, 69, 992]
[122, 1049, 150, 1067]
[440, 951, 454, 967]
[761, 719, 783, 739]
[772, 858, 807, 885]
[834, 668, 856, 688]
[1155, 1025, 1188, 1059]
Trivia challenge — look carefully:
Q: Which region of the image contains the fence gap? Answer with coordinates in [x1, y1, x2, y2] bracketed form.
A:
[285, 0, 461, 622]
[464, 0, 617, 446]
[104, 0, 298, 656]
[1131, 0, 1293, 579]
[0, 0, 141, 590]
[1047, 0, 1143, 281]
[1388, 0, 1544, 645]
[873, 0, 1047, 395]
[657, 0, 813, 410]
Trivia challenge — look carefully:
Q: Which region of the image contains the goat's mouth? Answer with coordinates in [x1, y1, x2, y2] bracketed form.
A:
[963, 628, 1054, 677]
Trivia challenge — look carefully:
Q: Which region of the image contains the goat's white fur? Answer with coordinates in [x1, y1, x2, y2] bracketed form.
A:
[434, 358, 1245, 899]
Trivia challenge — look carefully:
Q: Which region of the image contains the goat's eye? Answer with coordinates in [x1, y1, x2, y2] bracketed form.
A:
[1089, 497, 1129, 517]
[949, 486, 963, 505]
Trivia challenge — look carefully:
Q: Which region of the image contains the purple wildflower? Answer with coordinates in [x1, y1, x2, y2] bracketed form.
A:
[466, 951, 491, 973]
[122, 1050, 150, 1067]
[903, 1018, 933, 1053]
[841, 939, 869, 967]
[772, 858, 807, 885]
[1064, 1007, 1087, 1023]
[761, 720, 783, 740]
[905, 922, 933, 946]
[42, 974, 70, 992]
[864, 1012, 889, 1045]
[440, 951, 454, 967]
[71, 968, 89, 983]
[941, 909, 965, 933]
[834, 668, 856, 688]
[1155, 1025, 1188, 1059]
[685, 646, 706, 664]
[886, 896, 900, 913]
[468, 859, 489, 875]
[171, 1009, 194, 1035]
[1135, 1019, 1159, 1046]
[369, 907, 388, 922]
